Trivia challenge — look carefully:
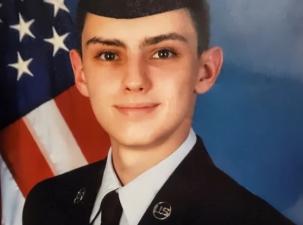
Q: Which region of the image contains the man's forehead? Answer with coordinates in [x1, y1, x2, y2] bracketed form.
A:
[78, 0, 201, 19]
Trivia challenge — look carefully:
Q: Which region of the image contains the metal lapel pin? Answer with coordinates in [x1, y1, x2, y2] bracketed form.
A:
[73, 187, 86, 205]
[152, 202, 172, 220]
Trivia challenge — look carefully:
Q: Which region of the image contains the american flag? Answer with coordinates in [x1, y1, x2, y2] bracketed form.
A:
[0, 0, 110, 224]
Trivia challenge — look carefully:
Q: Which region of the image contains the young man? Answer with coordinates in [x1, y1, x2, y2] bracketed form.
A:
[23, 0, 295, 225]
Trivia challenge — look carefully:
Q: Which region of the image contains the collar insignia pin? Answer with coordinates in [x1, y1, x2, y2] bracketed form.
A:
[152, 202, 172, 220]
[73, 187, 86, 205]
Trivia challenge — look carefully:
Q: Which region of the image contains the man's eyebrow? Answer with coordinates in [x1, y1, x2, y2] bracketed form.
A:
[142, 33, 188, 47]
[86, 37, 126, 48]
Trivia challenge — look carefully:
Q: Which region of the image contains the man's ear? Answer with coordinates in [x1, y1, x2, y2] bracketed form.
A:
[194, 46, 223, 94]
[69, 49, 89, 97]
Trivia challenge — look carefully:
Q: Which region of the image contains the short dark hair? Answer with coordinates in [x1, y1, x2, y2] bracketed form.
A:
[187, 4, 210, 54]
[75, 1, 210, 54]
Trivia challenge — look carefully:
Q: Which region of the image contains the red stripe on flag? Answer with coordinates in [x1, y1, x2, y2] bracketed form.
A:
[55, 86, 110, 163]
[0, 120, 53, 197]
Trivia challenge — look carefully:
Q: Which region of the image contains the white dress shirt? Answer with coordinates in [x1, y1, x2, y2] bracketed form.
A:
[90, 129, 197, 225]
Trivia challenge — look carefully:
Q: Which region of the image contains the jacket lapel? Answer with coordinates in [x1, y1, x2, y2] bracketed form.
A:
[60, 160, 106, 225]
[138, 137, 214, 225]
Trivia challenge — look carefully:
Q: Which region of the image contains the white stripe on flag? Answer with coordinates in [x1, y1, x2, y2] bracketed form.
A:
[0, 155, 24, 225]
[23, 99, 88, 175]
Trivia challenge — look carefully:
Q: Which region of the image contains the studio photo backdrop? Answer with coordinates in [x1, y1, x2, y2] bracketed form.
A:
[0, 0, 302, 224]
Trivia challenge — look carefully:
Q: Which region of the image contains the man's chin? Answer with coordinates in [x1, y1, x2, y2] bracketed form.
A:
[110, 133, 163, 150]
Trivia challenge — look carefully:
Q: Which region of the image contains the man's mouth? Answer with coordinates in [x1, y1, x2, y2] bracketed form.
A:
[113, 103, 160, 115]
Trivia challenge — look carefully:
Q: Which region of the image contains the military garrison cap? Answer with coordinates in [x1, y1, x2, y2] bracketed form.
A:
[78, 0, 204, 19]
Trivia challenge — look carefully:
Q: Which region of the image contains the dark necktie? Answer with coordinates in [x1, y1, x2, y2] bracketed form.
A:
[100, 190, 123, 225]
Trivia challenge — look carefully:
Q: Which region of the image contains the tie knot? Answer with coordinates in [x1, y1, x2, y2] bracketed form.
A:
[100, 190, 123, 225]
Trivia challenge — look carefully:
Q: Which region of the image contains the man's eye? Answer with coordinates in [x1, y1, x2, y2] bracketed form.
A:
[98, 51, 119, 61]
[152, 49, 176, 59]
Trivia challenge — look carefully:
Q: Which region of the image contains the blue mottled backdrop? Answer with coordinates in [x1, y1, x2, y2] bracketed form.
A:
[193, 1, 303, 224]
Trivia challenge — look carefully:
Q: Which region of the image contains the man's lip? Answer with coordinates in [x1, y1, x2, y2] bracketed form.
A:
[114, 103, 160, 109]
[113, 103, 160, 114]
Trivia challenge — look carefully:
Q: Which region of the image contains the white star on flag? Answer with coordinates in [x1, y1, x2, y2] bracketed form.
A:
[10, 13, 35, 42]
[8, 52, 34, 81]
[44, 0, 70, 17]
[44, 27, 69, 56]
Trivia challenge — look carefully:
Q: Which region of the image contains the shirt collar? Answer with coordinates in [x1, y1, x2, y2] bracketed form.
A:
[91, 129, 197, 225]
[90, 150, 121, 222]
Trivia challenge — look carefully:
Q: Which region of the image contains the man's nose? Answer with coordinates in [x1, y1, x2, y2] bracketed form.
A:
[122, 58, 151, 93]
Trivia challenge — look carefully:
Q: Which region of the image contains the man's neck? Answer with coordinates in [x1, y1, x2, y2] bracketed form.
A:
[110, 126, 191, 185]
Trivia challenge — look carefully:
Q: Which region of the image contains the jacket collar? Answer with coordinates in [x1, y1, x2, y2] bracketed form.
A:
[66, 136, 212, 225]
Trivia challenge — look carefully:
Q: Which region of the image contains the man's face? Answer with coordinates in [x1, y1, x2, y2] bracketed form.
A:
[70, 8, 222, 150]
